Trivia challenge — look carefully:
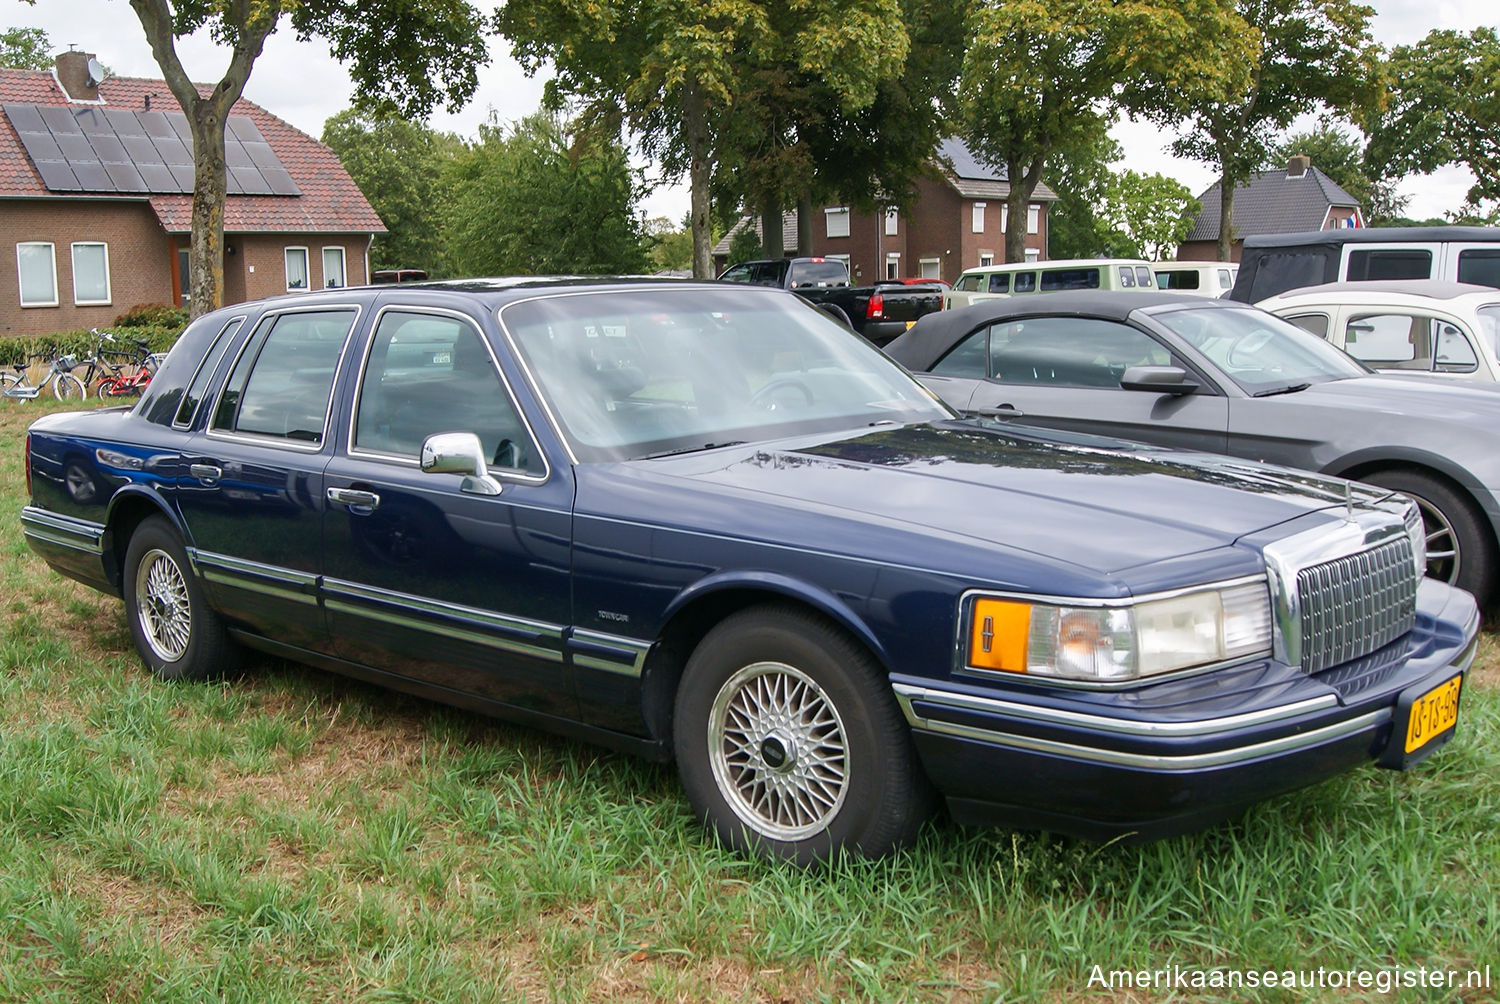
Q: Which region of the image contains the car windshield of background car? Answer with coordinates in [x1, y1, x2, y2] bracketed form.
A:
[1155, 306, 1369, 396]
[500, 288, 951, 461]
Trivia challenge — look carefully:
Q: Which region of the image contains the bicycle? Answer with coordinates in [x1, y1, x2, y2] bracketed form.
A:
[0, 352, 88, 401]
[95, 335, 161, 399]
[73, 328, 129, 390]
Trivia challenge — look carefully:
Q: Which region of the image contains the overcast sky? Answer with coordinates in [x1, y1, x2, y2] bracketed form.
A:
[4, 0, 1493, 223]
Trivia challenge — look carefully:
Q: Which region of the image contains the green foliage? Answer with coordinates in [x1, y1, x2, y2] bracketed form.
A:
[1042, 120, 1131, 260]
[643, 217, 694, 273]
[443, 112, 649, 276]
[1363, 27, 1500, 215]
[726, 224, 765, 265]
[0, 25, 51, 70]
[113, 303, 191, 330]
[1270, 120, 1408, 225]
[957, 0, 1254, 262]
[322, 109, 465, 277]
[1101, 171, 1200, 261]
[0, 325, 183, 368]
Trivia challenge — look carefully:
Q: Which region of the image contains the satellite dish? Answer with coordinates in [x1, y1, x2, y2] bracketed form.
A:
[86, 58, 107, 87]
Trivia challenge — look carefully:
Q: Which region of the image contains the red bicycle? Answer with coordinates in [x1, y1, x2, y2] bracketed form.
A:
[95, 334, 163, 399]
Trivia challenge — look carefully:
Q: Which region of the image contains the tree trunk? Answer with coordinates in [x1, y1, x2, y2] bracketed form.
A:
[1005, 155, 1044, 263]
[187, 109, 228, 315]
[760, 195, 784, 259]
[683, 84, 714, 279]
[1217, 160, 1235, 262]
[797, 191, 813, 257]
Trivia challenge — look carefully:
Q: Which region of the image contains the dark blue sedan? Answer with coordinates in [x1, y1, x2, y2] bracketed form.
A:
[21, 279, 1477, 862]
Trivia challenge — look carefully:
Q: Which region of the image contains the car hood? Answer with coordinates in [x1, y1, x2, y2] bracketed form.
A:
[1296, 374, 1500, 420]
[606, 421, 1386, 586]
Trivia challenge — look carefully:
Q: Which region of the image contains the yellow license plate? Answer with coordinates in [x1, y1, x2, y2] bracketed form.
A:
[1405, 675, 1462, 753]
[906, 320, 917, 329]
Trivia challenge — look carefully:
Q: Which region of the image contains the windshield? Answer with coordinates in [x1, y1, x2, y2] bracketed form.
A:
[1154, 305, 1370, 395]
[500, 287, 951, 461]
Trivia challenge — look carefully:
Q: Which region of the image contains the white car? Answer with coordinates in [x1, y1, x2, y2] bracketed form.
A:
[1258, 280, 1500, 381]
[1153, 261, 1238, 298]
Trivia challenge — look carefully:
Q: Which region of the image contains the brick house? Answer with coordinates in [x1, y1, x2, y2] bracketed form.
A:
[1, 51, 384, 337]
[712, 138, 1057, 282]
[1177, 156, 1363, 262]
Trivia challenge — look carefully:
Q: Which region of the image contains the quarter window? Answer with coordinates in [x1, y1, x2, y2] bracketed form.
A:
[1284, 313, 1330, 339]
[354, 311, 537, 472]
[285, 247, 310, 290]
[322, 246, 347, 289]
[174, 318, 245, 428]
[212, 309, 356, 443]
[17, 242, 58, 307]
[71, 242, 110, 304]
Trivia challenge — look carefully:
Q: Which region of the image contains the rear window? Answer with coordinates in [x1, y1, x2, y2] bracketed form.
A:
[788, 261, 849, 288]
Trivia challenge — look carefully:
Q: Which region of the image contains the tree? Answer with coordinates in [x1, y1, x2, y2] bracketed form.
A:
[956, 0, 1254, 262]
[1, 25, 51, 69]
[1270, 120, 1407, 225]
[1363, 27, 1500, 215]
[322, 109, 464, 277]
[643, 216, 695, 273]
[1100, 171, 1200, 261]
[1041, 117, 1128, 259]
[126, 0, 488, 316]
[443, 111, 648, 277]
[1153, 0, 1383, 260]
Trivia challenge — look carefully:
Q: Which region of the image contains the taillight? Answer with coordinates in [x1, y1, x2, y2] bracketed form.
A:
[24, 432, 32, 497]
[866, 292, 884, 319]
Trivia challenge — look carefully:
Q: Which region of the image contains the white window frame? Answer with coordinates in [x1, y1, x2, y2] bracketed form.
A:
[321, 246, 347, 289]
[918, 257, 941, 279]
[70, 241, 111, 305]
[1025, 248, 1041, 262]
[884, 208, 899, 236]
[1027, 205, 1040, 235]
[972, 202, 986, 234]
[886, 252, 901, 280]
[284, 246, 310, 291]
[979, 252, 995, 267]
[17, 241, 58, 307]
[825, 207, 851, 239]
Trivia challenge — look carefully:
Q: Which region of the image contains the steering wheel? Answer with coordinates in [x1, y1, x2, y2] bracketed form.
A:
[749, 378, 815, 410]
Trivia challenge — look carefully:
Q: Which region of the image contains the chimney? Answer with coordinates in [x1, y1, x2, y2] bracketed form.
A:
[55, 50, 100, 103]
[1287, 155, 1311, 179]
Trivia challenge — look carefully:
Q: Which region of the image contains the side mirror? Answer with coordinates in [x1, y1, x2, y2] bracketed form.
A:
[420, 431, 502, 496]
[1120, 365, 1198, 396]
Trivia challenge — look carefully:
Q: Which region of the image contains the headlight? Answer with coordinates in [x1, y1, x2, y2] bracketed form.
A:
[966, 580, 1272, 683]
[1403, 500, 1427, 581]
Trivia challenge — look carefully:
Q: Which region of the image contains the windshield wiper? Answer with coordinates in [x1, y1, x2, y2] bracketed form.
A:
[639, 441, 747, 459]
[1252, 382, 1311, 398]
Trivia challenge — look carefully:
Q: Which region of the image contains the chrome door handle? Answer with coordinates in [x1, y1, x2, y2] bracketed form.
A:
[326, 487, 381, 509]
[975, 404, 1022, 418]
[188, 463, 222, 483]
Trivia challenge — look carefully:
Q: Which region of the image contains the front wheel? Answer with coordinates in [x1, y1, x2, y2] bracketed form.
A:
[1365, 469, 1496, 610]
[51, 372, 86, 401]
[123, 516, 239, 680]
[674, 605, 933, 863]
[96, 378, 118, 400]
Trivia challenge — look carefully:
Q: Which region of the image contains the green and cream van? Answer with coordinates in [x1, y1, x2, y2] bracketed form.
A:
[944, 259, 1159, 309]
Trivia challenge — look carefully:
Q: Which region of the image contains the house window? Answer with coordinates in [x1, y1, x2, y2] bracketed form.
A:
[17, 242, 58, 307]
[885, 208, 899, 236]
[825, 207, 851, 239]
[1027, 205, 1040, 235]
[1025, 249, 1040, 262]
[972, 202, 985, 233]
[71, 242, 111, 305]
[285, 246, 309, 291]
[979, 252, 994, 267]
[919, 258, 941, 279]
[322, 246, 347, 289]
[886, 252, 900, 280]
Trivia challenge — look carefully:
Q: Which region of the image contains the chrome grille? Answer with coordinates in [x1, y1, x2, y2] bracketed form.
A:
[1296, 536, 1416, 674]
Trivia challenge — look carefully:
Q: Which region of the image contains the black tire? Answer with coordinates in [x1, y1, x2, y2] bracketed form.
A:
[1365, 469, 1496, 609]
[673, 604, 934, 863]
[122, 516, 239, 680]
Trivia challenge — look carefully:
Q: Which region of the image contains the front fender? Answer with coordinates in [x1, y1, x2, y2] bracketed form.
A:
[1324, 446, 1500, 534]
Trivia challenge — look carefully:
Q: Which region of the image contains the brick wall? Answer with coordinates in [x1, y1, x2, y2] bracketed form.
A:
[227, 233, 372, 303]
[1, 199, 172, 336]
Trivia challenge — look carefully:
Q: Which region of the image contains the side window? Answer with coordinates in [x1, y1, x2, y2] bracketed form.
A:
[930, 328, 991, 377]
[987, 273, 1009, 293]
[212, 309, 356, 442]
[1039, 268, 1100, 291]
[1158, 270, 1200, 290]
[1118, 267, 1136, 288]
[719, 264, 753, 284]
[1457, 249, 1500, 290]
[1343, 312, 1429, 368]
[1435, 323, 1479, 373]
[1012, 272, 1036, 293]
[987, 317, 1169, 388]
[955, 273, 982, 292]
[1284, 313, 1330, 339]
[1135, 267, 1154, 287]
[354, 312, 537, 472]
[1347, 249, 1432, 281]
[174, 317, 246, 428]
[1218, 269, 1233, 289]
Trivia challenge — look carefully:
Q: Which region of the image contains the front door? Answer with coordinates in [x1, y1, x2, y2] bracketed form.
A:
[320, 307, 576, 716]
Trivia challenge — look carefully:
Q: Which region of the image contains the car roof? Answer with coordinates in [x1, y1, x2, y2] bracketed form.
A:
[1240, 226, 1500, 249]
[886, 290, 1236, 365]
[957, 258, 1152, 274]
[1260, 280, 1500, 305]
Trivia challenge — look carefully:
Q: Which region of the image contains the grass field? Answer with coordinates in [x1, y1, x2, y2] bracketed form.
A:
[2, 397, 1497, 1002]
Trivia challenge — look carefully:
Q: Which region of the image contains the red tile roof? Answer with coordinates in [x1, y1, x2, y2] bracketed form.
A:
[0, 69, 383, 234]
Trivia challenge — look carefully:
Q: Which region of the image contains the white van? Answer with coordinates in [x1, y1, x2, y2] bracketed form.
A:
[1229, 226, 1500, 302]
[945, 259, 1157, 309]
[1153, 261, 1238, 297]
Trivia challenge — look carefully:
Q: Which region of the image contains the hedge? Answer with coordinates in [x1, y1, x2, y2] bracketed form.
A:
[0, 304, 189, 367]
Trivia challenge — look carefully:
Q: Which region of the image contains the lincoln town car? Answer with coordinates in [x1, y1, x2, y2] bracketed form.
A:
[21, 279, 1477, 862]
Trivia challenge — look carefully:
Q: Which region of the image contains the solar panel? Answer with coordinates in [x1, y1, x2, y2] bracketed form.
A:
[3, 103, 300, 197]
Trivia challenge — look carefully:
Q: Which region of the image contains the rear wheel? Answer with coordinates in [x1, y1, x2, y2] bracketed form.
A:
[51, 373, 86, 401]
[96, 378, 118, 399]
[674, 604, 933, 863]
[1365, 469, 1495, 610]
[123, 516, 239, 680]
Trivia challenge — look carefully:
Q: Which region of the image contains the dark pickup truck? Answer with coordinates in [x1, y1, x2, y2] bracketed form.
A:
[718, 257, 945, 345]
